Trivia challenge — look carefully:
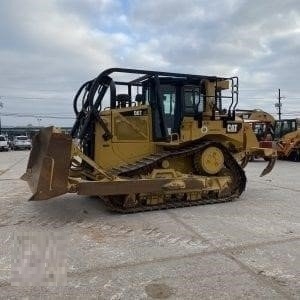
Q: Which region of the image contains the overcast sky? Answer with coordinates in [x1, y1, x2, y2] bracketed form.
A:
[0, 0, 300, 127]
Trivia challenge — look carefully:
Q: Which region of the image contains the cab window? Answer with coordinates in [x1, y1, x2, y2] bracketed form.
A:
[184, 87, 203, 115]
[161, 85, 176, 134]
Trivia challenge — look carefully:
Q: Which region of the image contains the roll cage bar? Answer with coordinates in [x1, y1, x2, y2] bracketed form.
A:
[71, 67, 239, 149]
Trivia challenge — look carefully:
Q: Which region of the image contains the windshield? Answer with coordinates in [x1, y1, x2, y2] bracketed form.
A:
[16, 136, 29, 141]
[0, 136, 6, 141]
[274, 120, 296, 139]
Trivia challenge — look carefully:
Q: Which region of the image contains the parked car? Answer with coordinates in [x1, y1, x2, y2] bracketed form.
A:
[12, 136, 32, 150]
[0, 135, 9, 151]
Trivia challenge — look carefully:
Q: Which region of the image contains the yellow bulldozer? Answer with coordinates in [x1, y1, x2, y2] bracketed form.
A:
[22, 68, 276, 213]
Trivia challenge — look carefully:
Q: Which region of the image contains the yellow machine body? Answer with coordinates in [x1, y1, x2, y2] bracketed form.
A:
[22, 68, 276, 212]
[239, 109, 299, 161]
[276, 126, 300, 160]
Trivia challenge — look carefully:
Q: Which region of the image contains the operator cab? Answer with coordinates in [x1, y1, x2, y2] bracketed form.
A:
[141, 76, 236, 141]
[71, 68, 239, 147]
[274, 119, 299, 139]
[141, 77, 207, 140]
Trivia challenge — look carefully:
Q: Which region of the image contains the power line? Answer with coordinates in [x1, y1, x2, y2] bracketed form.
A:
[1, 113, 75, 119]
[0, 95, 72, 101]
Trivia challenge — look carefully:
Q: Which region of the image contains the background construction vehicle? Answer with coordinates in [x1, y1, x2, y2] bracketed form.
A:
[271, 118, 300, 161]
[236, 109, 275, 141]
[22, 68, 276, 213]
[238, 109, 300, 161]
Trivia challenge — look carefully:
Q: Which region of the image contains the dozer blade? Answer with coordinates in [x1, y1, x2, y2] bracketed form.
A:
[21, 127, 72, 200]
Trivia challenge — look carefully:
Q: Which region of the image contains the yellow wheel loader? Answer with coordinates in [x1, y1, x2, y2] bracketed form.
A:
[272, 119, 300, 161]
[238, 109, 300, 162]
[22, 68, 276, 213]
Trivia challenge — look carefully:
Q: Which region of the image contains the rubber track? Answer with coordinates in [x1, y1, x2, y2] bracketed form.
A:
[104, 141, 246, 213]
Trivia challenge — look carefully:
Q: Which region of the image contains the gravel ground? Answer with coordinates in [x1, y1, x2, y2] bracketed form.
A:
[0, 151, 299, 299]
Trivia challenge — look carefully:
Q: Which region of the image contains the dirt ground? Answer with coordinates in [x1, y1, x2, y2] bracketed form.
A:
[0, 151, 299, 299]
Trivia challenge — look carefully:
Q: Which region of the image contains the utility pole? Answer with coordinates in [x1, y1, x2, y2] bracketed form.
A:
[275, 89, 284, 120]
[278, 89, 282, 121]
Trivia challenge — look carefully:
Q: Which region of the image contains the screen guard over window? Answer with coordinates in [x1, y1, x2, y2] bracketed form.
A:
[184, 87, 203, 115]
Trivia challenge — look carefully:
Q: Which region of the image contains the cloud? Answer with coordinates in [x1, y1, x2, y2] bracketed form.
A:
[0, 0, 300, 126]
